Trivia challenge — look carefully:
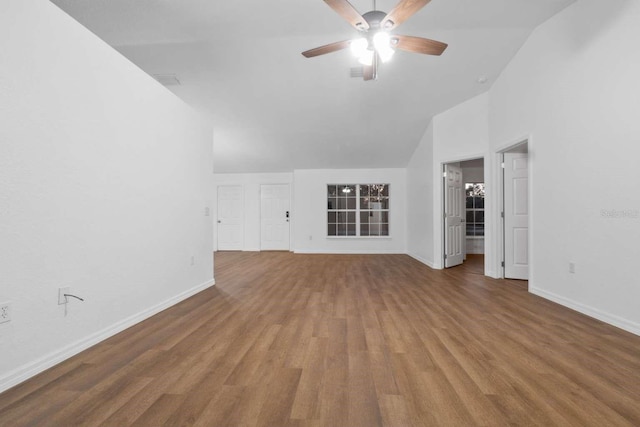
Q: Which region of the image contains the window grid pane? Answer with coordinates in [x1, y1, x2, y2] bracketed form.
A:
[465, 182, 485, 237]
[328, 184, 389, 237]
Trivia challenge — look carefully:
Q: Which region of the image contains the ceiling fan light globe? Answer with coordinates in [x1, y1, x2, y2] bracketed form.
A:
[358, 49, 374, 66]
[373, 31, 391, 50]
[350, 38, 369, 58]
[378, 46, 395, 63]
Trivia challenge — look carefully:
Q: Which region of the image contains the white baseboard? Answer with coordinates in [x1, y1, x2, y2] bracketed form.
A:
[0, 279, 215, 394]
[530, 286, 640, 337]
[294, 249, 405, 255]
[406, 252, 436, 269]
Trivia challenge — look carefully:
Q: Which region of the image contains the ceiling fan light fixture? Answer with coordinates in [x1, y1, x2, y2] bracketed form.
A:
[373, 31, 390, 49]
[378, 46, 395, 63]
[358, 49, 374, 66]
[350, 37, 369, 58]
[373, 31, 394, 62]
[302, 0, 448, 80]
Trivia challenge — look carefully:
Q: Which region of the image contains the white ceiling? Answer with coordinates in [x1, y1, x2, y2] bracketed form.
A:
[51, 0, 576, 173]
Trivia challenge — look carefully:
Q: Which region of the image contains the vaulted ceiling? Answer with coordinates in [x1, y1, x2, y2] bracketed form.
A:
[51, 0, 576, 173]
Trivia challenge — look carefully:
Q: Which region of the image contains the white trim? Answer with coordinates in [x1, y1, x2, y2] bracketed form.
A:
[494, 135, 532, 279]
[0, 279, 215, 393]
[440, 153, 487, 165]
[530, 287, 640, 337]
[294, 249, 405, 255]
[326, 236, 392, 240]
[440, 157, 488, 272]
[407, 252, 436, 269]
[495, 135, 531, 154]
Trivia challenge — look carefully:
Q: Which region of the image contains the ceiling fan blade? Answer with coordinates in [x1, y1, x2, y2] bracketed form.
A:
[323, 0, 369, 31]
[381, 0, 431, 30]
[393, 35, 447, 55]
[302, 40, 351, 58]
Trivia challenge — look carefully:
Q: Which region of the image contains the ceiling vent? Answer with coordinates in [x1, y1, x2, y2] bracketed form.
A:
[153, 74, 181, 86]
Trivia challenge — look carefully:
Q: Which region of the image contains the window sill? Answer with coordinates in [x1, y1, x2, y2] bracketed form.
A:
[326, 236, 392, 240]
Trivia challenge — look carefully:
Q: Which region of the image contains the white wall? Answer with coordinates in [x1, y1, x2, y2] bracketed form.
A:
[488, 0, 640, 334]
[432, 93, 491, 272]
[461, 164, 484, 183]
[293, 169, 407, 254]
[213, 173, 293, 251]
[407, 122, 435, 266]
[0, 0, 214, 392]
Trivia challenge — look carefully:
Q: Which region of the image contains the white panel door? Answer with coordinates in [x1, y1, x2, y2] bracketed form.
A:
[260, 184, 290, 251]
[504, 153, 529, 279]
[217, 185, 243, 251]
[444, 164, 464, 268]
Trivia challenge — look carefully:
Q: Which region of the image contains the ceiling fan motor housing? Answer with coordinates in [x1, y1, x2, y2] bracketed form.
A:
[362, 10, 387, 31]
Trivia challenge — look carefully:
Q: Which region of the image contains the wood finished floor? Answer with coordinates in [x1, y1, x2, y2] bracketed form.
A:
[1, 252, 640, 426]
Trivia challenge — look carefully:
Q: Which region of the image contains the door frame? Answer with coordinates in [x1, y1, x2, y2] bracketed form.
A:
[440, 154, 487, 270]
[494, 136, 531, 280]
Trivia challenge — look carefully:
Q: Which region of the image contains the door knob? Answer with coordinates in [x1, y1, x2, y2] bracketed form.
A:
[217, 220, 221, 223]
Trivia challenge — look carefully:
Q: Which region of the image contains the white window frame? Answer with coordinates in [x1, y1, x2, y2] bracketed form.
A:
[465, 182, 485, 238]
[327, 184, 390, 238]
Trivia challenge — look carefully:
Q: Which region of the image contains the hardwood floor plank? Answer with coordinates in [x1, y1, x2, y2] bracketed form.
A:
[0, 389, 79, 426]
[290, 337, 328, 420]
[191, 385, 246, 427]
[256, 368, 303, 427]
[71, 376, 154, 426]
[129, 393, 186, 427]
[347, 350, 383, 427]
[0, 360, 83, 412]
[1, 252, 640, 426]
[378, 394, 413, 427]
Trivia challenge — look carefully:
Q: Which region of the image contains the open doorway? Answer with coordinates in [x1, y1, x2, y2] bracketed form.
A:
[499, 141, 529, 280]
[443, 158, 485, 274]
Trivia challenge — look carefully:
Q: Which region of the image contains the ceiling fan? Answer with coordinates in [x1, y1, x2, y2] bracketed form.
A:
[302, 0, 448, 81]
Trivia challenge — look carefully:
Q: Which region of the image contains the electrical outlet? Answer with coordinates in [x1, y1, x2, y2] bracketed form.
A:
[190, 256, 195, 266]
[569, 262, 576, 274]
[58, 287, 71, 305]
[0, 302, 11, 324]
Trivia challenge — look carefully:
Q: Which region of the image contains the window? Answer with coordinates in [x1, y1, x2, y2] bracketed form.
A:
[465, 183, 485, 237]
[327, 184, 389, 237]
